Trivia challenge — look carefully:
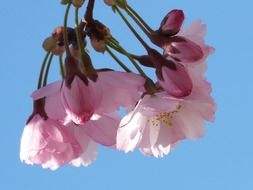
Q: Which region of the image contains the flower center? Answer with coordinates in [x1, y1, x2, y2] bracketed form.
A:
[149, 105, 181, 128]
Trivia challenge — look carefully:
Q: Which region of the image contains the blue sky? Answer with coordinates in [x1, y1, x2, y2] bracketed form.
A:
[0, 0, 252, 189]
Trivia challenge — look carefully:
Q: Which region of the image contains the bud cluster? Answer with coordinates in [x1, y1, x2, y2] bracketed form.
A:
[20, 0, 216, 170]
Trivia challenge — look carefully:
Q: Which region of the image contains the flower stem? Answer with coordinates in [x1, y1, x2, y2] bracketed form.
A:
[105, 46, 131, 72]
[42, 53, 54, 87]
[59, 55, 65, 78]
[126, 4, 153, 32]
[75, 7, 97, 77]
[114, 6, 150, 51]
[75, 8, 86, 66]
[85, 0, 95, 22]
[63, 2, 72, 56]
[124, 7, 151, 36]
[37, 51, 50, 89]
[105, 39, 138, 59]
[106, 38, 157, 94]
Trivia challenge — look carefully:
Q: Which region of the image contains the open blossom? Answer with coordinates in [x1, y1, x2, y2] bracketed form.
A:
[24, 87, 121, 169]
[117, 92, 179, 155]
[20, 101, 82, 170]
[117, 60, 215, 157]
[117, 23, 215, 157]
[32, 57, 145, 125]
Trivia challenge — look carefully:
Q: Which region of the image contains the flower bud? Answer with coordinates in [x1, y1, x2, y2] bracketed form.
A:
[159, 9, 184, 36]
[163, 36, 204, 63]
[104, 0, 115, 6]
[104, 0, 127, 8]
[42, 37, 57, 52]
[71, 0, 84, 8]
[61, 0, 71, 5]
[91, 38, 106, 53]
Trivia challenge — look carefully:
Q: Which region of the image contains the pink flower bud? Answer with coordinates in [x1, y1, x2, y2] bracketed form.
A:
[159, 9, 185, 36]
[163, 36, 204, 63]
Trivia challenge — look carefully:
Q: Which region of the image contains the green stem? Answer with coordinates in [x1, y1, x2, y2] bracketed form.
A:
[105, 46, 131, 72]
[106, 38, 157, 94]
[43, 54, 54, 87]
[105, 39, 137, 59]
[126, 4, 153, 32]
[63, 3, 72, 56]
[59, 55, 65, 78]
[37, 51, 50, 89]
[124, 7, 151, 36]
[114, 6, 150, 51]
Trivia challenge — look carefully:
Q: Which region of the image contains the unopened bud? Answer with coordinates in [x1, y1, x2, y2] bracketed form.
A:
[164, 36, 203, 63]
[52, 26, 64, 40]
[104, 0, 115, 6]
[43, 37, 57, 52]
[159, 9, 184, 36]
[71, 0, 84, 8]
[51, 45, 65, 56]
[91, 38, 106, 53]
[104, 0, 127, 8]
[61, 0, 71, 5]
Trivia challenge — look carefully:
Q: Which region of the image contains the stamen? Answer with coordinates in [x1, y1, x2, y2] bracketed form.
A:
[148, 105, 181, 128]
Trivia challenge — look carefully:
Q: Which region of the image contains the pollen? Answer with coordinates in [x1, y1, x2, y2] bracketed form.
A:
[148, 105, 181, 128]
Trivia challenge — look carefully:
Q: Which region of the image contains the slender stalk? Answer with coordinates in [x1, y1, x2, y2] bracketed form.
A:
[114, 6, 150, 51]
[105, 39, 137, 59]
[37, 51, 50, 89]
[75, 8, 85, 65]
[126, 4, 153, 32]
[106, 38, 157, 94]
[63, 3, 72, 56]
[85, 0, 95, 22]
[124, 7, 151, 36]
[75, 7, 96, 75]
[43, 54, 54, 87]
[59, 55, 65, 78]
[105, 46, 131, 72]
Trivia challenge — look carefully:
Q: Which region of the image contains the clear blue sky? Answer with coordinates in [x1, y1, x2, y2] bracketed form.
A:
[0, 0, 252, 189]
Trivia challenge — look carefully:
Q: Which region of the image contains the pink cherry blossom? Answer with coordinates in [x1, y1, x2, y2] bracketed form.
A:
[117, 92, 179, 155]
[30, 81, 122, 168]
[37, 85, 121, 147]
[117, 61, 215, 157]
[20, 114, 82, 170]
[32, 70, 145, 124]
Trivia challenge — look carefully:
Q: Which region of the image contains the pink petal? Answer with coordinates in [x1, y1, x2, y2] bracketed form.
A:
[158, 65, 193, 97]
[61, 76, 98, 125]
[81, 114, 120, 146]
[96, 71, 145, 113]
[31, 81, 62, 100]
[71, 140, 98, 167]
[159, 9, 185, 36]
[163, 36, 204, 63]
[45, 90, 66, 121]
[117, 110, 148, 152]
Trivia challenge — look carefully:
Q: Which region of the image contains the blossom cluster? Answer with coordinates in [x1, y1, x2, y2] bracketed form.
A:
[20, 0, 215, 170]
